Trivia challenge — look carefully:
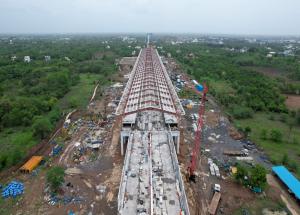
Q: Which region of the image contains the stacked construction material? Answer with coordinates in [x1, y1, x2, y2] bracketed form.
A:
[1, 181, 24, 198]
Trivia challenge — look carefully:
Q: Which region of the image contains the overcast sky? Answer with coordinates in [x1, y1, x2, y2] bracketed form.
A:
[0, 0, 299, 35]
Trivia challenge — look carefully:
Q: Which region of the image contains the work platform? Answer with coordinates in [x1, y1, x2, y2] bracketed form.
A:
[117, 47, 189, 215]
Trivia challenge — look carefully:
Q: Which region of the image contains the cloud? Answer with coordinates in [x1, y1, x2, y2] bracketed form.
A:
[0, 0, 299, 35]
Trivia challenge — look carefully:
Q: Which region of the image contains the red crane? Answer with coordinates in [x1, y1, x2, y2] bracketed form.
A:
[187, 82, 208, 182]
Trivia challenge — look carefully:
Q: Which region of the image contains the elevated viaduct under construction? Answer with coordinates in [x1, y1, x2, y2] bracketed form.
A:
[116, 46, 190, 215]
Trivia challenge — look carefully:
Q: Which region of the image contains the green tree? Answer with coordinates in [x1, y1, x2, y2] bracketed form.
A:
[32, 116, 52, 139]
[235, 164, 248, 185]
[46, 166, 65, 192]
[270, 129, 283, 143]
[250, 164, 267, 190]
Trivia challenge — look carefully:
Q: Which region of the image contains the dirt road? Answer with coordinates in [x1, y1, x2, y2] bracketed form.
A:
[267, 174, 300, 215]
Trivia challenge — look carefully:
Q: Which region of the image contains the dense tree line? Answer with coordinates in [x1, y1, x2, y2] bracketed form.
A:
[163, 43, 289, 115]
[0, 35, 143, 171]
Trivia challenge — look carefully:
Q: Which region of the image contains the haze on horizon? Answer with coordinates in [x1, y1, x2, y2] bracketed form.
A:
[0, 0, 300, 36]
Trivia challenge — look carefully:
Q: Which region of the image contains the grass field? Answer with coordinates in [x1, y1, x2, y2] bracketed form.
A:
[233, 197, 289, 215]
[209, 80, 235, 95]
[58, 73, 104, 110]
[236, 112, 300, 177]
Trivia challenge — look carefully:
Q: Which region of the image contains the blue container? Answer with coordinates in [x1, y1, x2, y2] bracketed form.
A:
[195, 84, 204, 92]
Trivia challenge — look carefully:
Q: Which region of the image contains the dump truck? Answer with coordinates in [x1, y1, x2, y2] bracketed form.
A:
[208, 184, 221, 215]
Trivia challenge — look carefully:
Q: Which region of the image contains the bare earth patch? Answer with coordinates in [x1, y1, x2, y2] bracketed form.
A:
[284, 94, 300, 110]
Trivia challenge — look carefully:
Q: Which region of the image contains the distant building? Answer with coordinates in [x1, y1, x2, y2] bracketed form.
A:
[106, 45, 110, 49]
[11, 56, 17, 61]
[267, 51, 276, 58]
[9, 40, 13, 45]
[64, 57, 71, 62]
[45, 55, 51, 62]
[283, 50, 294, 56]
[239, 47, 248, 53]
[188, 53, 195, 58]
[24, 56, 31, 63]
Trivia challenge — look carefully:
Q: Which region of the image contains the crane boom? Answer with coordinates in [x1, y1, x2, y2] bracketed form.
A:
[188, 83, 208, 182]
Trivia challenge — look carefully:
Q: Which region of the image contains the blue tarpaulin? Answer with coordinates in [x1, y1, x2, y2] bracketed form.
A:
[272, 166, 300, 200]
[195, 84, 204, 92]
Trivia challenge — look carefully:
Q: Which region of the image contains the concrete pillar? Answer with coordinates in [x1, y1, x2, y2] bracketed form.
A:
[171, 131, 180, 154]
[121, 134, 124, 156]
[176, 134, 180, 154]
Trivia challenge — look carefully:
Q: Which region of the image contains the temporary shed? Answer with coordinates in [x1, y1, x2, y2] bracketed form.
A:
[272, 166, 300, 200]
[20, 156, 43, 173]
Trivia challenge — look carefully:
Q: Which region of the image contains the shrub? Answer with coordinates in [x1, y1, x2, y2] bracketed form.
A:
[46, 166, 65, 192]
[281, 153, 289, 165]
[235, 163, 249, 185]
[268, 114, 275, 121]
[270, 129, 283, 143]
[279, 114, 287, 123]
[231, 105, 253, 119]
[287, 161, 298, 173]
[260, 129, 268, 140]
[244, 126, 252, 137]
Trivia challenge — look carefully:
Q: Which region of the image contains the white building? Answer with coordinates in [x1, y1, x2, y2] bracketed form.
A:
[45, 56, 51, 62]
[64, 57, 71, 62]
[24, 56, 31, 63]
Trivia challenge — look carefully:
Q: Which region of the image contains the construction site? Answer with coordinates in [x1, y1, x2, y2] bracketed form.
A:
[1, 36, 300, 215]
